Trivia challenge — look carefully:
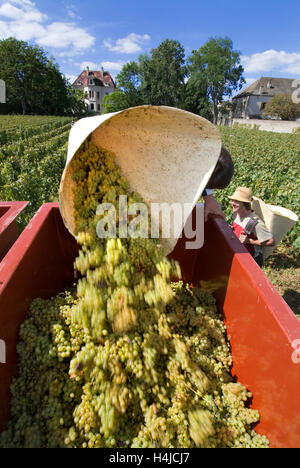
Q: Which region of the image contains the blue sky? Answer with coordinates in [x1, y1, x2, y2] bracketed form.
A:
[0, 0, 300, 94]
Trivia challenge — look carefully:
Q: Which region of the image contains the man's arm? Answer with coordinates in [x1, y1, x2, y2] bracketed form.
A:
[202, 189, 225, 222]
[240, 222, 275, 246]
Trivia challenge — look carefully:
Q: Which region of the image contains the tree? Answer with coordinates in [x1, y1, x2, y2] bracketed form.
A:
[66, 85, 88, 117]
[263, 94, 300, 121]
[182, 75, 212, 120]
[101, 40, 188, 113]
[188, 37, 245, 124]
[145, 39, 187, 107]
[116, 61, 144, 108]
[101, 89, 129, 114]
[0, 37, 73, 115]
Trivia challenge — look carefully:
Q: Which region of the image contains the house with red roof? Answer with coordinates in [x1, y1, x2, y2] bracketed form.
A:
[72, 67, 116, 114]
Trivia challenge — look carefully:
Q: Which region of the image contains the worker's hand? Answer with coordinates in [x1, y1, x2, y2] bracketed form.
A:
[239, 233, 250, 244]
[203, 195, 225, 222]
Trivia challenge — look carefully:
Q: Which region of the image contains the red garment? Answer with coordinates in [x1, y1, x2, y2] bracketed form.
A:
[232, 221, 256, 256]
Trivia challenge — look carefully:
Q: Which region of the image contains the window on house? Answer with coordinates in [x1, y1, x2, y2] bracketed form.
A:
[89, 79, 94, 85]
[89, 91, 91, 98]
[97, 92, 100, 99]
[97, 104, 100, 111]
[91, 103, 94, 111]
[260, 102, 267, 110]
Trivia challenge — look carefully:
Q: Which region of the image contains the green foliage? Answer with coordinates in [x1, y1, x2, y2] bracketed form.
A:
[0, 115, 72, 228]
[182, 75, 212, 120]
[294, 236, 300, 253]
[263, 94, 300, 121]
[188, 37, 245, 123]
[115, 61, 144, 108]
[0, 37, 82, 116]
[101, 89, 131, 114]
[145, 39, 187, 107]
[66, 85, 88, 117]
[108, 40, 187, 112]
[107, 37, 244, 123]
[215, 126, 300, 247]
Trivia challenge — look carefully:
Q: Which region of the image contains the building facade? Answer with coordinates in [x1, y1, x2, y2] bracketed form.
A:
[232, 77, 296, 119]
[73, 67, 116, 114]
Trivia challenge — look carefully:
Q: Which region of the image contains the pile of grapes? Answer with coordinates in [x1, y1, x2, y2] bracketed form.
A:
[0, 140, 269, 448]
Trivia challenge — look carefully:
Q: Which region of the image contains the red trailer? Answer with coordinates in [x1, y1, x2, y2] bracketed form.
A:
[0, 203, 299, 447]
[0, 201, 28, 262]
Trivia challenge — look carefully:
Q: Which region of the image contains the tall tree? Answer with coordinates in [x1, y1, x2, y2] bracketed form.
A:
[102, 61, 145, 114]
[102, 41, 187, 113]
[116, 61, 144, 107]
[182, 75, 212, 120]
[144, 39, 187, 107]
[188, 37, 245, 124]
[0, 37, 73, 115]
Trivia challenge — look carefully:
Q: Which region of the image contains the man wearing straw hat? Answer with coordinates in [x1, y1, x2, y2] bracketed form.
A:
[229, 187, 275, 267]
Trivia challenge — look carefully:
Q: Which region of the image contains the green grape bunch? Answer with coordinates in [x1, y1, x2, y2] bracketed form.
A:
[0, 140, 269, 449]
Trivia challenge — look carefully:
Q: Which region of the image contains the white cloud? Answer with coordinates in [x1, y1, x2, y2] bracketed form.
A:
[78, 60, 125, 74]
[80, 61, 99, 70]
[64, 73, 77, 84]
[0, 19, 10, 37]
[103, 33, 150, 54]
[244, 77, 258, 86]
[0, 1, 47, 22]
[9, 0, 35, 6]
[283, 62, 300, 75]
[0, 0, 95, 54]
[38, 22, 94, 50]
[101, 61, 125, 71]
[56, 49, 85, 58]
[8, 20, 45, 41]
[65, 3, 81, 20]
[241, 49, 300, 76]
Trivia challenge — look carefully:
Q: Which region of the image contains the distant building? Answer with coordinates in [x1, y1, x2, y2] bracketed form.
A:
[73, 67, 116, 114]
[232, 77, 296, 119]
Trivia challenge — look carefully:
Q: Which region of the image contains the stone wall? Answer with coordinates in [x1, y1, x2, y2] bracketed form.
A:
[230, 118, 300, 133]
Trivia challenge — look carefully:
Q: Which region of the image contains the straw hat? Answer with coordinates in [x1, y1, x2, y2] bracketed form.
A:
[228, 187, 253, 203]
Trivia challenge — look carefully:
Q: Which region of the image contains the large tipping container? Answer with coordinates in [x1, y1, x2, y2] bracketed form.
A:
[59, 106, 222, 255]
[0, 203, 299, 447]
[0, 201, 28, 262]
